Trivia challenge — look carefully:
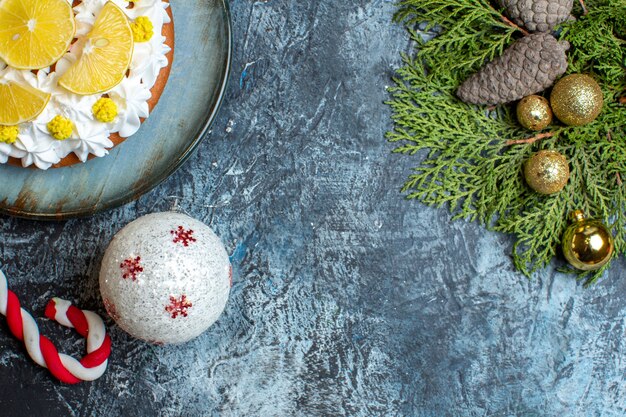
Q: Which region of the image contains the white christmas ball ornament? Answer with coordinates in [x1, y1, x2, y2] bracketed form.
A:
[99, 212, 231, 345]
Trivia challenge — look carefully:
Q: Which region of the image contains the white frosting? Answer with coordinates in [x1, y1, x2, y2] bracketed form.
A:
[0, 0, 171, 170]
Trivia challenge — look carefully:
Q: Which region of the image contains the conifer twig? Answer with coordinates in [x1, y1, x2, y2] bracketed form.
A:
[500, 15, 529, 36]
[578, 0, 588, 15]
[506, 132, 554, 145]
[607, 130, 622, 185]
[389, 0, 626, 282]
[487, 3, 530, 35]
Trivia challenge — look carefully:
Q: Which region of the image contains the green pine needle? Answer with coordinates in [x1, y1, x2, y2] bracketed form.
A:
[387, 0, 626, 284]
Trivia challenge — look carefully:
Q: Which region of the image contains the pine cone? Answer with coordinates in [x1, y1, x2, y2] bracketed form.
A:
[457, 33, 569, 106]
[498, 0, 574, 33]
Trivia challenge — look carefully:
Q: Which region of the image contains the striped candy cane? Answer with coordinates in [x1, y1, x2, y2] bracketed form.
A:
[0, 270, 111, 384]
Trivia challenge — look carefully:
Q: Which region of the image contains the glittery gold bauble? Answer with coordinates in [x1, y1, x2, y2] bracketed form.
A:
[524, 150, 569, 194]
[562, 210, 614, 271]
[517, 95, 552, 131]
[550, 74, 603, 126]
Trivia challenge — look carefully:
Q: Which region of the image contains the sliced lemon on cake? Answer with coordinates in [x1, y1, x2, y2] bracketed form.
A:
[59, 1, 133, 95]
[0, 80, 50, 125]
[0, 0, 75, 70]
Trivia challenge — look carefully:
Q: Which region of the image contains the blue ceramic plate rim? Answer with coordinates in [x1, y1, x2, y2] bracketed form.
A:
[0, 0, 232, 221]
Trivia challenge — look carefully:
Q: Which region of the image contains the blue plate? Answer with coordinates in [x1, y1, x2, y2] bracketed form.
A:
[0, 0, 232, 220]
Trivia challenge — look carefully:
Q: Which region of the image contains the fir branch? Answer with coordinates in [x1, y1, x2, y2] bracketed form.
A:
[394, 0, 520, 84]
[387, 0, 626, 283]
[506, 132, 555, 146]
[560, 3, 626, 92]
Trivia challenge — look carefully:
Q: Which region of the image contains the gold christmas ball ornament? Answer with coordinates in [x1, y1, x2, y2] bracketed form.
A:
[550, 74, 603, 126]
[562, 210, 614, 271]
[524, 150, 569, 194]
[516, 95, 552, 130]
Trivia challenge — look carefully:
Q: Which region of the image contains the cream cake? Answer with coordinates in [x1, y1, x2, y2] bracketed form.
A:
[0, 0, 174, 169]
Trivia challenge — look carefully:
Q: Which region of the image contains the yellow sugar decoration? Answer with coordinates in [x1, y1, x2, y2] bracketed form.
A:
[47, 116, 74, 140]
[131, 16, 154, 43]
[93, 98, 119, 123]
[0, 125, 18, 144]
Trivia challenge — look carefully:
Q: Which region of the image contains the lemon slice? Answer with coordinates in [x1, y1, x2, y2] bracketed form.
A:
[59, 2, 133, 95]
[0, 0, 75, 70]
[0, 80, 50, 125]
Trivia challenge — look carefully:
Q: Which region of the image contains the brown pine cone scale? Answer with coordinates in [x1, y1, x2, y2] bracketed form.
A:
[457, 33, 569, 106]
[498, 0, 574, 33]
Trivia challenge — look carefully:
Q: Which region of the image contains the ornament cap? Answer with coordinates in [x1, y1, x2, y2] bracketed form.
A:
[570, 210, 586, 223]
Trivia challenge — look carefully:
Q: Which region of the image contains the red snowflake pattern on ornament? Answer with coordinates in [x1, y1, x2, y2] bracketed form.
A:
[171, 226, 197, 247]
[165, 295, 193, 319]
[120, 256, 144, 281]
[103, 298, 119, 321]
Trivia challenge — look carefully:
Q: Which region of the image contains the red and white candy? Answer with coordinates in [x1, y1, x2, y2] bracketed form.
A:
[0, 269, 111, 384]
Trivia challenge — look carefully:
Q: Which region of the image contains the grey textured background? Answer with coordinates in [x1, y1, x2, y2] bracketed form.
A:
[0, 1, 625, 416]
